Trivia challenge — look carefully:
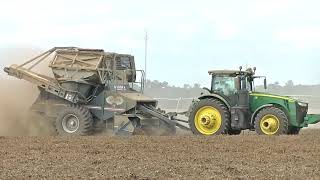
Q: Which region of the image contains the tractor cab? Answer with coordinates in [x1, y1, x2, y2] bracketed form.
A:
[208, 67, 267, 107]
[209, 67, 266, 96]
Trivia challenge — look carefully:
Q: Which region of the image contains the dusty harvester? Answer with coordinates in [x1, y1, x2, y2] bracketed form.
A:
[4, 47, 185, 136]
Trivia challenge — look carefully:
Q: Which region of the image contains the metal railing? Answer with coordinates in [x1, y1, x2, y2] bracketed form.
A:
[115, 69, 146, 93]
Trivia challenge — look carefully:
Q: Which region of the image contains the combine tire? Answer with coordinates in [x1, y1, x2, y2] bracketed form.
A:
[188, 98, 230, 135]
[254, 107, 289, 135]
[288, 126, 301, 135]
[55, 104, 93, 136]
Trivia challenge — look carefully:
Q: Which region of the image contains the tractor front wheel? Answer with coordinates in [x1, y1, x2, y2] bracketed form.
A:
[254, 107, 289, 135]
[188, 98, 230, 135]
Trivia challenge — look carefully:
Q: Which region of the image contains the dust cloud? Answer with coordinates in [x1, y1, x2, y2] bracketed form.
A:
[0, 47, 54, 136]
[0, 79, 54, 136]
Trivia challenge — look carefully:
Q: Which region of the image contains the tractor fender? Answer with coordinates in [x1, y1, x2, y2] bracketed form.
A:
[250, 104, 273, 124]
[251, 103, 291, 126]
[197, 94, 231, 109]
[250, 104, 291, 125]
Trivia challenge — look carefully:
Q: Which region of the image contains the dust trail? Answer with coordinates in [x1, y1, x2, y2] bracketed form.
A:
[0, 79, 54, 136]
[0, 47, 54, 136]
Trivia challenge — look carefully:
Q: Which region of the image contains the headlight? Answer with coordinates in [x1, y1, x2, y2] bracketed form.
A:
[297, 102, 308, 107]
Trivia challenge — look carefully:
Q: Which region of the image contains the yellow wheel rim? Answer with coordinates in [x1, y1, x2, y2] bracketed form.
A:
[194, 106, 222, 135]
[260, 114, 280, 135]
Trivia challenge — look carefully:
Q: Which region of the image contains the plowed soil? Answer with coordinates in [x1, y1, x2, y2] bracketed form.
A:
[1, 130, 320, 180]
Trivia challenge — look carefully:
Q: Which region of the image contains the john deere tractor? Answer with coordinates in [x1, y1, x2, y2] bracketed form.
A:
[188, 67, 320, 135]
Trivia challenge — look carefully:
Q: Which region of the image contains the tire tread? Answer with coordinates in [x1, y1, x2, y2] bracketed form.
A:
[188, 98, 230, 135]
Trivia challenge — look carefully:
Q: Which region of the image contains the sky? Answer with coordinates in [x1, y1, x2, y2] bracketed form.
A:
[0, 0, 320, 87]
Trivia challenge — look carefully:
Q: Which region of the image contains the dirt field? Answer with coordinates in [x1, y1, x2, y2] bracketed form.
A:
[1, 130, 320, 180]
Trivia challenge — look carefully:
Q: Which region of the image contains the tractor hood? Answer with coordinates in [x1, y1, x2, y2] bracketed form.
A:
[249, 92, 309, 116]
[250, 92, 309, 107]
[250, 92, 297, 103]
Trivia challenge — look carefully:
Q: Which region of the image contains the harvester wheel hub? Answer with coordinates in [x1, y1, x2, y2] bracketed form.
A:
[195, 106, 222, 135]
[260, 115, 280, 135]
[62, 114, 80, 133]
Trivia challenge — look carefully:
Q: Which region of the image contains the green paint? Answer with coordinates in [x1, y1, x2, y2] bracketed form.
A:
[305, 114, 320, 125]
[249, 92, 305, 127]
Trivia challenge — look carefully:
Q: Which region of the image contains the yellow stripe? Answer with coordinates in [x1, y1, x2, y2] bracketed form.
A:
[250, 93, 295, 102]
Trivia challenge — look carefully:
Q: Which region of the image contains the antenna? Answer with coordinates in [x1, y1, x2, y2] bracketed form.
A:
[144, 31, 148, 82]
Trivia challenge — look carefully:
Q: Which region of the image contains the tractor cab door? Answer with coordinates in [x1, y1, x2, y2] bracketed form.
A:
[211, 75, 238, 106]
[211, 74, 251, 130]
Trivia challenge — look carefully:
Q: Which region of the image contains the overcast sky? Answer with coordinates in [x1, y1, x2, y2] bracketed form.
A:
[0, 0, 320, 87]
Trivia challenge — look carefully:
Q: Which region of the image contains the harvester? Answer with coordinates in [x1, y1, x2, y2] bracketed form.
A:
[4, 47, 183, 136]
[187, 67, 320, 135]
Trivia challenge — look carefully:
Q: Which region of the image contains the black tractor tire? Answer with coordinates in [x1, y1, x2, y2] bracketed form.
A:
[140, 118, 176, 136]
[55, 104, 93, 136]
[228, 129, 242, 135]
[288, 126, 301, 135]
[188, 98, 230, 135]
[254, 106, 289, 135]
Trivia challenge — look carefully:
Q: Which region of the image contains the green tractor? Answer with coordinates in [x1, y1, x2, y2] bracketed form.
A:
[188, 67, 320, 135]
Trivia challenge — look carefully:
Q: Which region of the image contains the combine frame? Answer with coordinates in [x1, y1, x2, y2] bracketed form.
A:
[4, 47, 187, 136]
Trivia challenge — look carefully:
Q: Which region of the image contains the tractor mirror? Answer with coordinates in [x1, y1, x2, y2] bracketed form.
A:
[264, 78, 267, 89]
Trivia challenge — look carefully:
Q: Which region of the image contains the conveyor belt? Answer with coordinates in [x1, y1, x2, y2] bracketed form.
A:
[139, 105, 190, 130]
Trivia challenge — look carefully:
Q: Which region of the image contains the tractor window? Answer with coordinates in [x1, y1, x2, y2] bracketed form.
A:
[116, 57, 131, 70]
[212, 76, 236, 96]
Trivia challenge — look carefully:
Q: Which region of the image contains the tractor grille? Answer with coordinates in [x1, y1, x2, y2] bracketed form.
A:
[296, 103, 308, 125]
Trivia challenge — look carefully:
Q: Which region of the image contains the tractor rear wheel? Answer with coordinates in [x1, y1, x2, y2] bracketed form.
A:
[188, 98, 230, 135]
[254, 107, 289, 135]
[55, 104, 93, 136]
